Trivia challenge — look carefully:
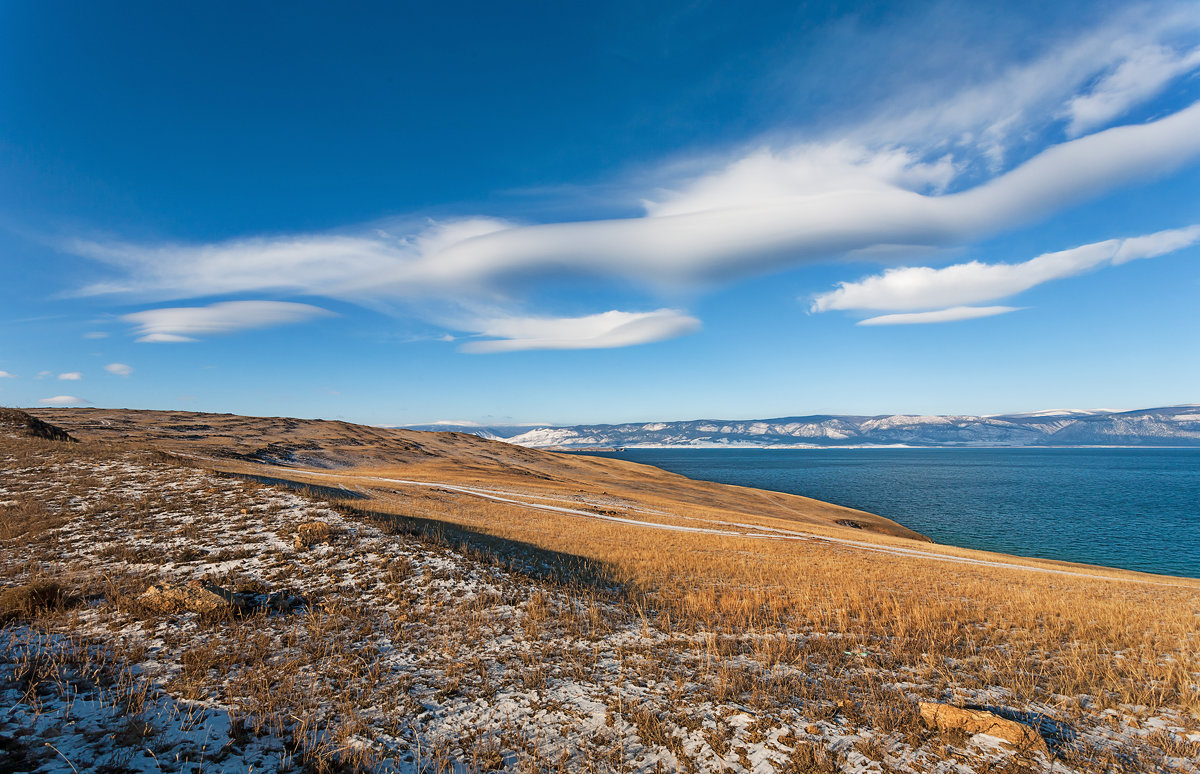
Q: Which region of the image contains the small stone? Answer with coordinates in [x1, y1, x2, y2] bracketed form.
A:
[918, 702, 1047, 755]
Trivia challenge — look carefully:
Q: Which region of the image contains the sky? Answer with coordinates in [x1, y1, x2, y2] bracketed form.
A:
[1, 0, 1199, 426]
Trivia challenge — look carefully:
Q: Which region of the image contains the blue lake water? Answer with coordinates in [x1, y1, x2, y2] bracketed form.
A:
[579, 448, 1200, 578]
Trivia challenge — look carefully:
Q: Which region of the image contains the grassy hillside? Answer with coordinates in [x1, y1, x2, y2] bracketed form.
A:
[24, 407, 928, 540]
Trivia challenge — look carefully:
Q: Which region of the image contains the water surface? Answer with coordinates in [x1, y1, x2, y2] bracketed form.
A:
[579, 448, 1200, 578]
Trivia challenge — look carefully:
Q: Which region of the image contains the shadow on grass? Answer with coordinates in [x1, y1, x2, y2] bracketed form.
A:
[216, 472, 370, 502]
[335, 501, 627, 597]
[217, 469, 628, 597]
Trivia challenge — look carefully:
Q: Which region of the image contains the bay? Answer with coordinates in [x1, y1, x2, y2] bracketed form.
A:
[580, 448, 1200, 578]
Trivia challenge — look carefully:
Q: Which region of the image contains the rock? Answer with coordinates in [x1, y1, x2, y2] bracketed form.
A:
[139, 581, 245, 615]
[294, 521, 334, 549]
[918, 702, 1047, 754]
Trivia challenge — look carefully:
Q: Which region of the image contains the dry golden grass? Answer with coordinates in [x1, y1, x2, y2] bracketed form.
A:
[333, 478, 1200, 713]
[3, 407, 1199, 773]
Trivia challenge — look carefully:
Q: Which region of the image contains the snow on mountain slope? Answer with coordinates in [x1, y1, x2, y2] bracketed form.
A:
[427, 405, 1200, 449]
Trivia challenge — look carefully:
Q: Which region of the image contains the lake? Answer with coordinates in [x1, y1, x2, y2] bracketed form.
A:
[578, 448, 1200, 578]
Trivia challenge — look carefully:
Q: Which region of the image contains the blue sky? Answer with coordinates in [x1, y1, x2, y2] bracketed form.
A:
[2, 0, 1199, 425]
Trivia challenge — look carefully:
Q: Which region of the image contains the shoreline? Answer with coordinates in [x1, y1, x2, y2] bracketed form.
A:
[565, 445, 1200, 582]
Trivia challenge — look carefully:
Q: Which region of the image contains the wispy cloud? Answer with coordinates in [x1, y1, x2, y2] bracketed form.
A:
[0, 371, 16, 378]
[844, 7, 1200, 166]
[38, 395, 87, 406]
[83, 331, 109, 339]
[1064, 45, 1200, 137]
[459, 309, 701, 354]
[811, 225, 1200, 317]
[104, 362, 133, 376]
[121, 301, 335, 343]
[858, 306, 1022, 326]
[57, 372, 83, 381]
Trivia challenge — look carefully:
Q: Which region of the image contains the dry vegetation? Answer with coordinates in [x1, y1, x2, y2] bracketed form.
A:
[2, 408, 1198, 773]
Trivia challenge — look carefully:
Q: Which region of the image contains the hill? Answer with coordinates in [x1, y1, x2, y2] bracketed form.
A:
[23, 407, 926, 540]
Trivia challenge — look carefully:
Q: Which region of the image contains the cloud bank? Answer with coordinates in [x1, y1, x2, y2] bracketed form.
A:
[73, 102, 1200, 304]
[57, 10, 1200, 348]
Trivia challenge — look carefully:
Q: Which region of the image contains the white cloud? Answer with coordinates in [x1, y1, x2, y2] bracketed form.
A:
[857, 306, 1021, 326]
[0, 371, 16, 378]
[1064, 45, 1200, 137]
[122, 301, 335, 343]
[57, 372, 83, 381]
[812, 225, 1200, 314]
[643, 144, 959, 217]
[104, 363, 133, 376]
[458, 309, 700, 354]
[38, 395, 87, 406]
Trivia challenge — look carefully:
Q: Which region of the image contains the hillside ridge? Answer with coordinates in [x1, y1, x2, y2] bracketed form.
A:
[23, 406, 928, 541]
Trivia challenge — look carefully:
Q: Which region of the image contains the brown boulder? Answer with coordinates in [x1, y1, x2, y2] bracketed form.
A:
[918, 702, 1047, 754]
[139, 581, 245, 615]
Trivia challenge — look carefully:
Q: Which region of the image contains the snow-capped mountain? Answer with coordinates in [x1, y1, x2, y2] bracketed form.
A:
[404, 405, 1200, 449]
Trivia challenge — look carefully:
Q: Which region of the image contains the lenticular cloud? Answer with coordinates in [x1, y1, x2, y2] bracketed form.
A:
[811, 225, 1200, 316]
[121, 301, 335, 343]
[459, 310, 701, 354]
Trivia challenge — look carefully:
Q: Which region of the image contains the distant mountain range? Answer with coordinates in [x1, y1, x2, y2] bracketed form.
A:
[402, 405, 1200, 449]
